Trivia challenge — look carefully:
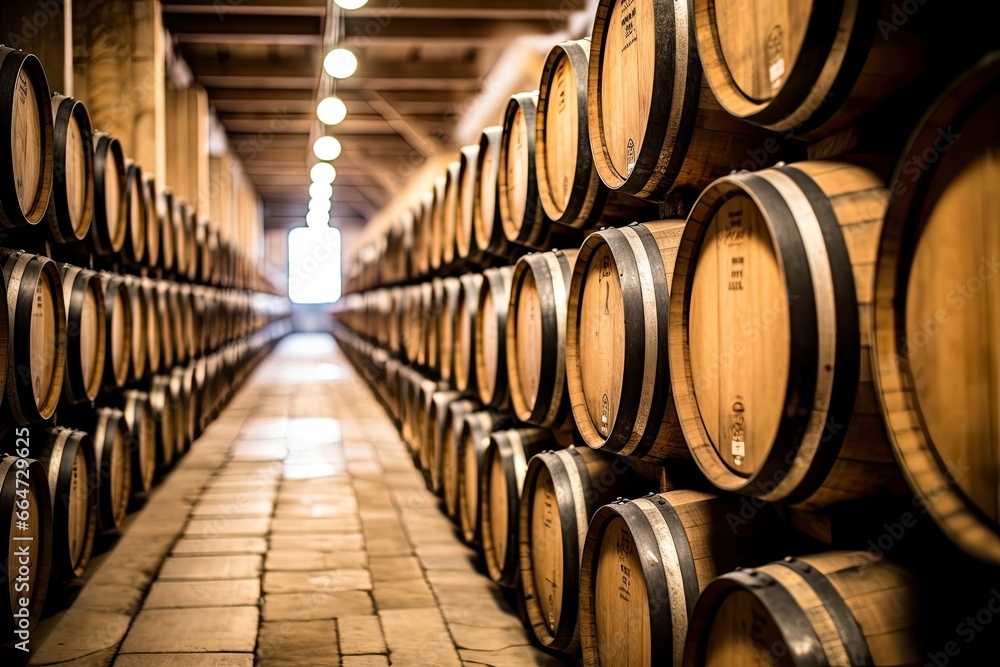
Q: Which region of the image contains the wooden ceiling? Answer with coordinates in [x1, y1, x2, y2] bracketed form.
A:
[161, 0, 586, 233]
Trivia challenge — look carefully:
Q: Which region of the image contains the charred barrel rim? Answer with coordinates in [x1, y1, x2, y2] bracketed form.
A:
[46, 429, 98, 578]
[582, 498, 699, 662]
[669, 171, 858, 501]
[695, 0, 879, 132]
[498, 94, 544, 245]
[93, 133, 127, 253]
[567, 225, 671, 455]
[125, 161, 147, 262]
[0, 50, 53, 227]
[50, 96, 95, 242]
[537, 39, 596, 224]
[873, 55, 1000, 558]
[480, 436, 519, 586]
[473, 127, 504, 253]
[1, 456, 53, 629]
[4, 252, 67, 421]
[519, 449, 588, 650]
[61, 266, 106, 402]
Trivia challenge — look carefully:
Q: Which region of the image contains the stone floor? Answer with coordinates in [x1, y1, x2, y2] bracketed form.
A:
[30, 334, 564, 667]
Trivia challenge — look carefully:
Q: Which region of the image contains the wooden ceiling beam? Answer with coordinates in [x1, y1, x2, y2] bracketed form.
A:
[163, 0, 327, 16]
[343, 17, 562, 46]
[352, 0, 585, 18]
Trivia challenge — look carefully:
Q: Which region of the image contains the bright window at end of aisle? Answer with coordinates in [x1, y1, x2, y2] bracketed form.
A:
[288, 227, 342, 304]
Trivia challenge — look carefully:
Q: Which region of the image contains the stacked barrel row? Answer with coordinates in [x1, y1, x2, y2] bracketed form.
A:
[339, 1, 998, 665]
[0, 47, 293, 638]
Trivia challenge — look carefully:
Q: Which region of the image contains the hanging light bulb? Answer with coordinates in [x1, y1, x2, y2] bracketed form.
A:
[309, 182, 333, 200]
[306, 209, 330, 227]
[317, 96, 347, 125]
[313, 136, 342, 161]
[310, 162, 336, 184]
[324, 48, 358, 79]
[334, 0, 368, 9]
[309, 198, 332, 213]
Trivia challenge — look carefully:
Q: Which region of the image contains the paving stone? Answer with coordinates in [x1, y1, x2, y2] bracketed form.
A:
[171, 537, 268, 555]
[190, 500, 274, 517]
[28, 610, 131, 665]
[120, 607, 258, 653]
[262, 569, 372, 594]
[256, 620, 338, 667]
[447, 622, 534, 651]
[143, 579, 260, 608]
[158, 555, 262, 580]
[368, 556, 423, 582]
[458, 646, 567, 666]
[270, 518, 361, 534]
[184, 516, 271, 537]
[338, 616, 387, 655]
[416, 543, 480, 571]
[372, 577, 438, 610]
[273, 504, 358, 519]
[33, 647, 117, 667]
[262, 591, 373, 621]
[265, 549, 368, 571]
[341, 657, 389, 667]
[114, 654, 254, 667]
[379, 607, 462, 667]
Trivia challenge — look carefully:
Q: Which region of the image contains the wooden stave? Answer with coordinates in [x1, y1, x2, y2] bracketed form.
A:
[414, 377, 448, 463]
[46, 94, 94, 244]
[454, 144, 481, 266]
[475, 266, 515, 409]
[429, 175, 448, 272]
[473, 126, 518, 260]
[159, 187, 178, 273]
[436, 277, 462, 383]
[0, 249, 67, 423]
[123, 161, 147, 264]
[566, 221, 690, 461]
[113, 389, 158, 495]
[499, 91, 552, 249]
[872, 53, 1000, 565]
[457, 410, 502, 544]
[479, 427, 556, 587]
[425, 389, 463, 479]
[148, 374, 178, 467]
[588, 0, 779, 203]
[440, 398, 481, 517]
[441, 160, 462, 268]
[668, 163, 903, 509]
[98, 272, 133, 391]
[34, 427, 98, 580]
[682, 551, 919, 667]
[121, 275, 149, 382]
[579, 490, 783, 666]
[152, 279, 175, 371]
[170, 366, 196, 452]
[167, 282, 188, 364]
[0, 454, 53, 633]
[58, 264, 106, 404]
[0, 48, 53, 229]
[142, 175, 162, 269]
[183, 208, 200, 281]
[453, 273, 484, 394]
[413, 191, 433, 278]
[90, 131, 127, 255]
[426, 278, 445, 372]
[507, 249, 578, 428]
[92, 407, 133, 533]
[537, 38, 657, 230]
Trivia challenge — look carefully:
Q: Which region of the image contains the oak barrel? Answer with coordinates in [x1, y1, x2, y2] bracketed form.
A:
[668, 162, 903, 509]
[0, 249, 66, 424]
[90, 131, 127, 255]
[519, 447, 655, 652]
[114, 389, 158, 496]
[537, 38, 655, 229]
[0, 47, 52, 229]
[436, 277, 461, 383]
[46, 94, 93, 243]
[474, 126, 516, 259]
[123, 160, 147, 264]
[429, 175, 448, 272]
[0, 453, 52, 634]
[413, 192, 433, 278]
[452, 273, 484, 394]
[507, 249, 577, 428]
[873, 53, 1000, 565]
[150, 278, 174, 371]
[441, 159, 461, 267]
[122, 275, 148, 382]
[457, 410, 502, 545]
[480, 427, 557, 586]
[579, 490, 782, 666]
[92, 407, 133, 532]
[499, 91, 552, 249]
[588, 0, 775, 201]
[683, 552, 919, 666]
[440, 398, 480, 517]
[34, 427, 98, 580]
[171, 365, 198, 450]
[424, 389, 463, 479]
[475, 266, 514, 409]
[98, 272, 133, 390]
[566, 221, 689, 461]
[454, 144, 480, 265]
[58, 264, 106, 404]
[148, 375, 178, 468]
[426, 278, 444, 372]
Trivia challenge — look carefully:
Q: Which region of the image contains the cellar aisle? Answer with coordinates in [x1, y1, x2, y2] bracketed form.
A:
[31, 334, 561, 667]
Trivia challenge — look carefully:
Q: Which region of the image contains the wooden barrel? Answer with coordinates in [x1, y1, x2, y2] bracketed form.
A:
[98, 272, 133, 390]
[425, 390, 465, 489]
[441, 160, 462, 268]
[475, 266, 514, 409]
[386, 287, 404, 355]
[426, 278, 445, 372]
[588, 0, 776, 202]
[0, 249, 66, 424]
[170, 199, 190, 280]
[873, 53, 1000, 565]
[669, 162, 903, 509]
[440, 398, 480, 516]
[579, 490, 782, 666]
[148, 277, 172, 371]
[566, 221, 689, 461]
[387, 210, 414, 285]
[123, 161, 147, 264]
[519, 447, 655, 652]
[34, 427, 98, 580]
[45, 94, 94, 243]
[90, 131, 127, 255]
[0, 454, 52, 634]
[182, 207, 199, 281]
[114, 389, 158, 496]
[693, 0, 934, 139]
[58, 264, 106, 404]
[167, 282, 187, 364]
[684, 552, 919, 667]
[457, 410, 501, 544]
[121, 275, 148, 382]
[499, 91, 554, 249]
[195, 221, 217, 284]
[92, 407, 133, 532]
[453, 273, 484, 394]
[171, 365, 198, 449]
[160, 190, 179, 273]
[436, 277, 461, 382]
[480, 428, 557, 586]
[474, 126, 516, 259]
[145, 178, 166, 270]
[403, 283, 427, 366]
[414, 191, 433, 277]
[180, 284, 200, 358]
[536, 38, 655, 230]
[0, 48, 52, 229]
[454, 144, 480, 265]
[148, 375, 177, 468]
[429, 174, 448, 272]
[507, 249, 577, 428]
[414, 376, 447, 463]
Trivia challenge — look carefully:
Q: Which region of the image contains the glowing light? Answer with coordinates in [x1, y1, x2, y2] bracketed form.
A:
[317, 96, 348, 125]
[309, 198, 332, 213]
[334, 0, 368, 9]
[313, 136, 342, 161]
[324, 48, 358, 79]
[310, 162, 336, 184]
[309, 182, 333, 200]
[306, 209, 330, 227]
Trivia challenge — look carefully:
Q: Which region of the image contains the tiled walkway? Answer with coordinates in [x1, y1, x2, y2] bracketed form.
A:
[31, 334, 562, 667]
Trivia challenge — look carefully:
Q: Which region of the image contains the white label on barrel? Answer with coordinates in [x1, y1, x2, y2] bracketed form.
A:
[766, 25, 785, 90]
[769, 59, 785, 89]
[626, 138, 635, 175]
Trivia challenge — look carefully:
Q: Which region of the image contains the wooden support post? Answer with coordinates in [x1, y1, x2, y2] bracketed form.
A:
[0, 0, 73, 95]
